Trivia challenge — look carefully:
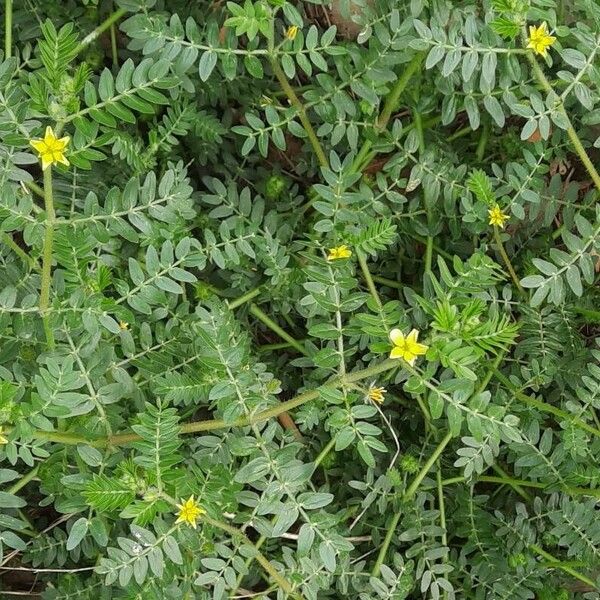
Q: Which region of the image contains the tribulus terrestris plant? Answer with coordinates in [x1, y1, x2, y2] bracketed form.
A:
[1, 0, 600, 598]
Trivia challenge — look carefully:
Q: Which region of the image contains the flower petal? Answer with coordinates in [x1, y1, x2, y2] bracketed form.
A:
[389, 328, 404, 345]
[406, 329, 419, 344]
[408, 341, 428, 356]
[389, 347, 405, 359]
[43, 126, 55, 144]
[30, 139, 46, 153]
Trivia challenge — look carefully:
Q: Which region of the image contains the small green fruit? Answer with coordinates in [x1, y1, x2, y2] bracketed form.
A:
[265, 174, 287, 200]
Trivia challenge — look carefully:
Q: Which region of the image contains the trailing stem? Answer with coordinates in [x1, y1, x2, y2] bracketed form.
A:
[524, 35, 600, 195]
[40, 167, 55, 349]
[269, 57, 328, 168]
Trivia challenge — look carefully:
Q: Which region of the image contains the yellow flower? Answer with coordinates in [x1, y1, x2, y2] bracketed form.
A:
[285, 25, 299, 41]
[488, 204, 510, 228]
[526, 22, 556, 58]
[389, 328, 428, 365]
[367, 385, 386, 404]
[29, 126, 70, 171]
[0, 426, 8, 445]
[175, 495, 205, 529]
[118, 321, 129, 331]
[327, 245, 352, 260]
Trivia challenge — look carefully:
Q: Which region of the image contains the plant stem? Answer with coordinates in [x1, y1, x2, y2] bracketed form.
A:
[74, 7, 127, 55]
[493, 369, 600, 439]
[314, 436, 336, 467]
[40, 167, 55, 349]
[227, 287, 261, 309]
[476, 119, 490, 162]
[376, 53, 424, 133]
[1, 233, 38, 270]
[441, 474, 600, 499]
[270, 58, 328, 168]
[405, 230, 453, 260]
[25, 180, 45, 199]
[406, 431, 453, 499]
[249, 303, 307, 356]
[371, 275, 402, 290]
[357, 250, 383, 309]
[202, 515, 303, 598]
[371, 510, 402, 577]
[351, 53, 424, 174]
[4, 0, 12, 58]
[436, 463, 448, 600]
[371, 353, 506, 576]
[372, 430, 453, 577]
[529, 543, 597, 589]
[491, 463, 531, 502]
[7, 465, 40, 495]
[109, 22, 118, 67]
[525, 41, 600, 195]
[492, 226, 525, 297]
[573, 306, 600, 322]
[26, 359, 400, 447]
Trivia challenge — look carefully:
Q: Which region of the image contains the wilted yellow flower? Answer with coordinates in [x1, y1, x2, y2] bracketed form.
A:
[29, 126, 70, 171]
[526, 22, 556, 57]
[389, 328, 428, 365]
[285, 25, 299, 41]
[0, 426, 8, 445]
[488, 204, 510, 228]
[175, 496, 205, 529]
[367, 385, 386, 404]
[327, 245, 352, 260]
[118, 321, 129, 331]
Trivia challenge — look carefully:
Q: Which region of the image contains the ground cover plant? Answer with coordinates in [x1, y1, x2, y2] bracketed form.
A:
[1, 0, 600, 598]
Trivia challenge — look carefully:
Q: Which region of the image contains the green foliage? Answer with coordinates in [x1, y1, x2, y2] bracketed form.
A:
[1, 0, 600, 598]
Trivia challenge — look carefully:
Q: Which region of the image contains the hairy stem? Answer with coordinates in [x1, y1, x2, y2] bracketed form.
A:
[493, 226, 525, 297]
[109, 14, 118, 66]
[357, 250, 383, 309]
[493, 369, 600, 439]
[1, 233, 38, 270]
[203, 515, 303, 598]
[4, 0, 12, 58]
[270, 58, 328, 168]
[314, 436, 336, 467]
[377, 53, 424, 132]
[372, 430, 453, 577]
[530, 543, 598, 589]
[441, 474, 600, 499]
[40, 167, 55, 349]
[7, 465, 40, 495]
[26, 359, 400, 447]
[226, 286, 261, 309]
[249, 303, 307, 356]
[351, 52, 424, 174]
[74, 7, 127, 55]
[436, 463, 448, 600]
[525, 39, 600, 194]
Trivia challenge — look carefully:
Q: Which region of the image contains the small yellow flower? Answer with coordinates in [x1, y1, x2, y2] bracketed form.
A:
[118, 321, 129, 331]
[367, 385, 387, 404]
[175, 495, 205, 529]
[526, 22, 556, 58]
[327, 245, 352, 261]
[285, 25, 299, 41]
[29, 126, 70, 171]
[389, 328, 428, 365]
[0, 426, 8, 445]
[488, 204, 510, 228]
